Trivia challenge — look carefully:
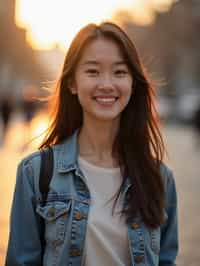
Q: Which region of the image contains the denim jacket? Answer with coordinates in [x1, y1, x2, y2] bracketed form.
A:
[6, 130, 178, 266]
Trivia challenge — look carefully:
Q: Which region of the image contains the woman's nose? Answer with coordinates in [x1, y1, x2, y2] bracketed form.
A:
[98, 75, 114, 90]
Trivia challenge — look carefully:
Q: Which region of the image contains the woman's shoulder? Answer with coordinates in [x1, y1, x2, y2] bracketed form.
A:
[16, 146, 56, 196]
[18, 150, 41, 169]
[15, 144, 65, 197]
[17, 143, 62, 173]
[160, 163, 174, 181]
[160, 163, 177, 203]
[13, 150, 43, 199]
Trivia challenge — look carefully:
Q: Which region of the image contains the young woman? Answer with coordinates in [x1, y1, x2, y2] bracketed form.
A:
[6, 22, 178, 266]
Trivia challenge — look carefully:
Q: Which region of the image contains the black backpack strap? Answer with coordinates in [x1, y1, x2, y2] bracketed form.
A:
[39, 146, 54, 256]
[39, 146, 54, 205]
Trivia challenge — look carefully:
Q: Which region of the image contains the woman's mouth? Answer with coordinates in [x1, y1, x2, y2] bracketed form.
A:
[93, 96, 118, 106]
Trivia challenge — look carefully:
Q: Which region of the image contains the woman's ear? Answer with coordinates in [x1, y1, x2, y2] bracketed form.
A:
[70, 87, 77, 94]
[68, 79, 77, 94]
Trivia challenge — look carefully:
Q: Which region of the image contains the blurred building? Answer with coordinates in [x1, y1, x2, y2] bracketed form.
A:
[0, 0, 47, 99]
[120, 0, 200, 122]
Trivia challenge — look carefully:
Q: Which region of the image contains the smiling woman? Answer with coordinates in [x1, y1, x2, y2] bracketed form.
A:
[6, 21, 178, 266]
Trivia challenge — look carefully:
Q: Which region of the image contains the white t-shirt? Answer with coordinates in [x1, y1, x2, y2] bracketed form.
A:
[78, 156, 130, 266]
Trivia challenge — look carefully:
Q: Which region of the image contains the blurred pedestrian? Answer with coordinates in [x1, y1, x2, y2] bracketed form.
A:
[21, 86, 39, 125]
[20, 86, 40, 150]
[0, 93, 14, 145]
[193, 103, 200, 147]
[6, 22, 178, 266]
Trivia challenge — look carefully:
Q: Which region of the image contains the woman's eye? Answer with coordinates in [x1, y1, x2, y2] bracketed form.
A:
[115, 70, 128, 75]
[85, 69, 99, 75]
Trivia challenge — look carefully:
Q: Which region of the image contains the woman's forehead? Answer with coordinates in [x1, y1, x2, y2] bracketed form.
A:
[78, 38, 126, 64]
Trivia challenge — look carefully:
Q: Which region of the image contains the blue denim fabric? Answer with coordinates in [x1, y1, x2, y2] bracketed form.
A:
[6, 130, 178, 266]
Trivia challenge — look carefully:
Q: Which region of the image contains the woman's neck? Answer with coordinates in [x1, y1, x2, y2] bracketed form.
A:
[78, 119, 119, 167]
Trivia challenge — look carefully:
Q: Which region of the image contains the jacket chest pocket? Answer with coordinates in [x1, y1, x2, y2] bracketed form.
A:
[36, 201, 71, 246]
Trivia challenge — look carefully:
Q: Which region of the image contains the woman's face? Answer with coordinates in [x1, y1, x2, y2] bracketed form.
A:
[72, 37, 133, 124]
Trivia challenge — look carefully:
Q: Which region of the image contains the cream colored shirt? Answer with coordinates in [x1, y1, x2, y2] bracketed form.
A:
[78, 156, 130, 266]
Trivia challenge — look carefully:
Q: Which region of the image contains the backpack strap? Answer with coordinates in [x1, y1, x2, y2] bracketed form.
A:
[39, 146, 54, 255]
[39, 146, 54, 205]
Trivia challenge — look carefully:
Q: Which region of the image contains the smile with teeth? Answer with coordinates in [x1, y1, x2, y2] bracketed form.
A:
[94, 96, 118, 104]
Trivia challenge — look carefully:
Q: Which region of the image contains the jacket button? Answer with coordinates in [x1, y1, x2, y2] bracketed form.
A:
[134, 255, 144, 263]
[75, 212, 85, 220]
[70, 249, 81, 257]
[131, 222, 140, 229]
[47, 207, 56, 217]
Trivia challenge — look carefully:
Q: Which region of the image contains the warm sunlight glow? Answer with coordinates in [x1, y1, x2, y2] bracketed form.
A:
[15, 0, 175, 50]
[4, 112, 49, 151]
[15, 0, 136, 50]
[30, 112, 49, 147]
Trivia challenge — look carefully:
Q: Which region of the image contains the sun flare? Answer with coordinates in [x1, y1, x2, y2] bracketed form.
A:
[15, 0, 175, 50]
[15, 0, 136, 50]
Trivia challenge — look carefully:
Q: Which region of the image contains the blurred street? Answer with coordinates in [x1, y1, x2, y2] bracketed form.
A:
[0, 113, 200, 266]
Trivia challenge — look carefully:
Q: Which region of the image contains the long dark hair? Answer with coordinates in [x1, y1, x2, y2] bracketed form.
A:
[40, 22, 165, 228]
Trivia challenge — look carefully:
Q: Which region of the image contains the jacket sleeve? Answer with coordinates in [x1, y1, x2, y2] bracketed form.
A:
[159, 167, 179, 266]
[5, 157, 43, 266]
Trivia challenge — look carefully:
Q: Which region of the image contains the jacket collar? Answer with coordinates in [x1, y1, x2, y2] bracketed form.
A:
[56, 129, 80, 173]
[55, 128, 132, 197]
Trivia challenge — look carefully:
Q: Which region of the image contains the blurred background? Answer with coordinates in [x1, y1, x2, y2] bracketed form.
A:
[0, 0, 200, 265]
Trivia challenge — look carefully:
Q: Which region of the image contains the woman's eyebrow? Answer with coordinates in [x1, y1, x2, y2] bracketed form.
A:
[114, 61, 127, 66]
[81, 60, 99, 66]
[81, 60, 127, 66]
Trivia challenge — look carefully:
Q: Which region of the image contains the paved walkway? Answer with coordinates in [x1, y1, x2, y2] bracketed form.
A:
[163, 124, 200, 266]
[0, 117, 199, 265]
